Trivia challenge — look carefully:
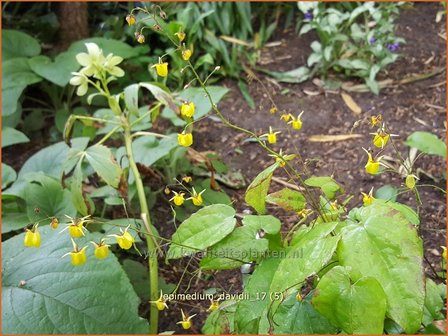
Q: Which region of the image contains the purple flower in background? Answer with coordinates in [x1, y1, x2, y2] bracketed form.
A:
[387, 42, 400, 52]
[368, 36, 376, 44]
[304, 10, 313, 21]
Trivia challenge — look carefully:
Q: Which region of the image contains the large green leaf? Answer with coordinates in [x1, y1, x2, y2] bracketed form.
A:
[2, 29, 41, 60]
[266, 187, 306, 212]
[2, 226, 148, 334]
[168, 204, 236, 259]
[202, 300, 237, 334]
[132, 134, 178, 167]
[28, 52, 80, 87]
[161, 86, 229, 126]
[304, 176, 342, 199]
[139, 83, 178, 113]
[85, 145, 122, 188]
[234, 258, 282, 334]
[312, 266, 387, 334]
[263, 292, 337, 334]
[404, 131, 446, 158]
[1, 127, 29, 148]
[338, 203, 425, 333]
[1, 212, 30, 234]
[200, 215, 280, 270]
[422, 279, 445, 326]
[245, 163, 279, 214]
[2, 163, 17, 189]
[24, 174, 77, 224]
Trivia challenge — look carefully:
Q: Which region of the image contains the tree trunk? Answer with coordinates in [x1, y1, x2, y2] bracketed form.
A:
[56, 2, 89, 51]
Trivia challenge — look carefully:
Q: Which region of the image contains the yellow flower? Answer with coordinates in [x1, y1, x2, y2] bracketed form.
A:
[50, 217, 59, 229]
[262, 126, 281, 144]
[361, 187, 375, 206]
[188, 188, 206, 206]
[175, 31, 186, 42]
[62, 215, 91, 238]
[177, 309, 197, 330]
[207, 299, 220, 312]
[297, 208, 312, 219]
[150, 291, 169, 311]
[182, 49, 192, 61]
[180, 101, 195, 118]
[441, 246, 447, 260]
[24, 225, 41, 248]
[270, 106, 278, 114]
[280, 113, 292, 122]
[152, 60, 168, 77]
[109, 225, 135, 250]
[182, 176, 192, 183]
[405, 174, 417, 189]
[63, 239, 88, 266]
[170, 191, 185, 206]
[371, 114, 382, 128]
[269, 149, 295, 168]
[126, 14, 136, 26]
[91, 240, 110, 259]
[372, 131, 390, 148]
[178, 132, 193, 147]
[136, 34, 145, 44]
[296, 292, 303, 302]
[288, 111, 304, 130]
[363, 148, 382, 175]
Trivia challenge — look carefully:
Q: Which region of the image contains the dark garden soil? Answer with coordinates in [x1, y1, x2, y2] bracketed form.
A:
[2, 2, 446, 334]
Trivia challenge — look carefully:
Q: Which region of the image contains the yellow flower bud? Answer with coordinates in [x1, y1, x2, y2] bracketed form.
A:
[136, 34, 145, 44]
[364, 150, 382, 175]
[170, 191, 185, 206]
[207, 300, 220, 312]
[24, 225, 41, 248]
[267, 133, 277, 144]
[177, 309, 196, 330]
[182, 49, 192, 61]
[182, 176, 192, 183]
[270, 106, 278, 114]
[178, 132, 193, 147]
[69, 223, 85, 238]
[296, 292, 303, 302]
[175, 31, 186, 42]
[50, 217, 59, 229]
[109, 226, 135, 250]
[152, 62, 168, 77]
[92, 241, 110, 259]
[371, 114, 382, 127]
[405, 174, 417, 189]
[373, 132, 390, 148]
[150, 291, 169, 311]
[188, 188, 205, 206]
[288, 111, 304, 130]
[180, 101, 195, 118]
[126, 14, 136, 26]
[70, 247, 88, 266]
[280, 113, 292, 122]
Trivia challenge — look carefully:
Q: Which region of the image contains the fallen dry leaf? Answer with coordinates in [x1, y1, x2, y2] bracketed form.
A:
[340, 91, 362, 115]
[308, 134, 363, 142]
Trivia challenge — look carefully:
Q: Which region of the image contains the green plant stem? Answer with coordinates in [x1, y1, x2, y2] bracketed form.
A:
[123, 123, 159, 334]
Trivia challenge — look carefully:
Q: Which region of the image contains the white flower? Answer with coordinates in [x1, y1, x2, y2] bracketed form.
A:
[104, 54, 124, 77]
[76, 43, 105, 78]
[69, 72, 89, 96]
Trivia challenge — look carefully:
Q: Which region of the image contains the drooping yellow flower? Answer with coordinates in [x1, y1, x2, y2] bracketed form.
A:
[62, 215, 91, 238]
[372, 131, 390, 148]
[152, 60, 168, 77]
[370, 114, 382, 128]
[50, 217, 59, 229]
[170, 191, 185, 206]
[288, 111, 304, 130]
[24, 224, 41, 248]
[262, 126, 281, 144]
[441, 246, 447, 260]
[182, 49, 192, 61]
[270, 106, 278, 114]
[91, 240, 110, 259]
[175, 31, 186, 42]
[405, 174, 417, 189]
[207, 299, 220, 312]
[188, 188, 206, 206]
[297, 208, 312, 219]
[361, 187, 375, 206]
[150, 291, 169, 311]
[269, 149, 295, 167]
[62, 239, 88, 266]
[126, 14, 136, 26]
[109, 225, 135, 250]
[177, 309, 197, 330]
[182, 176, 192, 183]
[363, 148, 382, 175]
[136, 34, 145, 44]
[296, 292, 303, 302]
[280, 113, 292, 122]
[180, 101, 195, 118]
[178, 132, 193, 147]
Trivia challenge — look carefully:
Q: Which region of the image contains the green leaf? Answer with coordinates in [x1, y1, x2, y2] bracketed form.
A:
[312, 266, 387, 334]
[1, 212, 30, 234]
[422, 278, 445, 326]
[245, 162, 278, 214]
[161, 86, 229, 126]
[238, 80, 255, 109]
[259, 66, 310, 84]
[375, 184, 398, 201]
[2, 29, 41, 60]
[139, 82, 178, 113]
[132, 135, 178, 167]
[338, 202, 425, 333]
[305, 176, 342, 199]
[28, 52, 79, 87]
[1, 127, 30, 148]
[234, 258, 282, 333]
[192, 178, 232, 206]
[68, 37, 145, 59]
[290, 221, 339, 246]
[266, 187, 306, 212]
[404, 131, 446, 158]
[267, 292, 337, 334]
[168, 204, 236, 259]
[2, 163, 17, 189]
[24, 174, 77, 224]
[124, 84, 140, 116]
[70, 161, 91, 216]
[202, 300, 236, 334]
[85, 145, 122, 188]
[1, 226, 148, 334]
